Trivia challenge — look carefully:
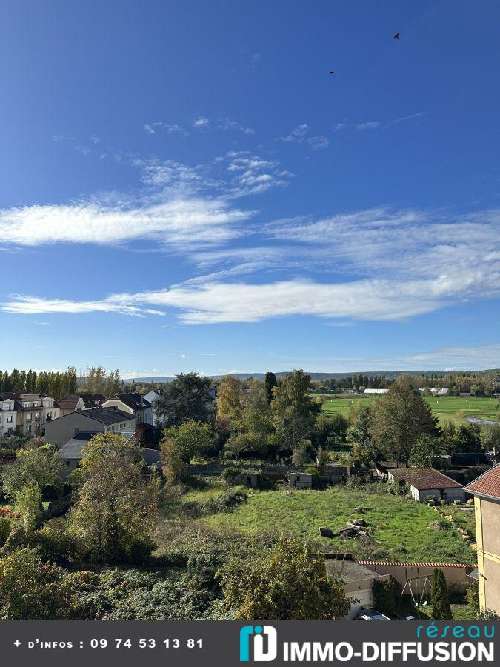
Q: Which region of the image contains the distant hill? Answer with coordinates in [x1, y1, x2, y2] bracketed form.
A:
[125, 369, 499, 384]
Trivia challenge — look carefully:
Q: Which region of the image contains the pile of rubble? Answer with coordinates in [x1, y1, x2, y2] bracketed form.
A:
[319, 518, 370, 541]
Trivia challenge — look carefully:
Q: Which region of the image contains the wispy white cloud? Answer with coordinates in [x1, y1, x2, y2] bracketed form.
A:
[281, 124, 309, 143]
[0, 197, 251, 249]
[193, 116, 210, 128]
[190, 115, 255, 135]
[218, 117, 255, 135]
[5, 198, 497, 326]
[356, 121, 381, 130]
[280, 124, 329, 150]
[265, 207, 500, 286]
[268, 343, 500, 373]
[2, 295, 165, 317]
[307, 136, 329, 150]
[387, 112, 427, 127]
[4, 263, 497, 324]
[0, 150, 292, 250]
[144, 122, 189, 136]
[334, 112, 426, 133]
[224, 151, 293, 196]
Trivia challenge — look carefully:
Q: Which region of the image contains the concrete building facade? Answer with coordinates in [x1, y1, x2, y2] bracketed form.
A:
[14, 394, 60, 436]
[44, 408, 136, 448]
[0, 394, 16, 437]
[466, 465, 500, 615]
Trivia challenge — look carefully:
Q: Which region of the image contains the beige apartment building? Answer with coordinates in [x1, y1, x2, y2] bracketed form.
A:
[14, 393, 60, 436]
[466, 466, 500, 615]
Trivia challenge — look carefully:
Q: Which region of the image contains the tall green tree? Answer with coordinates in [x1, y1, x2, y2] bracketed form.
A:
[157, 373, 214, 427]
[271, 370, 319, 454]
[371, 376, 439, 465]
[482, 424, 500, 454]
[225, 380, 274, 459]
[264, 371, 278, 404]
[408, 434, 442, 468]
[81, 367, 121, 396]
[13, 483, 43, 533]
[219, 535, 349, 620]
[455, 424, 482, 453]
[216, 376, 244, 432]
[68, 434, 159, 564]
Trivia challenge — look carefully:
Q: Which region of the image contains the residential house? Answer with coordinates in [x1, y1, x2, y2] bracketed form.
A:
[58, 430, 160, 473]
[430, 387, 449, 396]
[388, 468, 466, 503]
[14, 394, 60, 436]
[56, 395, 85, 417]
[44, 407, 136, 448]
[102, 393, 153, 425]
[0, 393, 16, 437]
[465, 465, 500, 615]
[324, 557, 391, 619]
[144, 389, 160, 426]
[79, 393, 106, 409]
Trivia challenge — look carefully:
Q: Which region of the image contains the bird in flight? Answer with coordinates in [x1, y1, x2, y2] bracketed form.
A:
[393, 32, 400, 40]
[329, 71, 335, 75]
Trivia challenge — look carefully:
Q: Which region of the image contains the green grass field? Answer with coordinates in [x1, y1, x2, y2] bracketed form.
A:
[194, 485, 475, 563]
[320, 394, 500, 425]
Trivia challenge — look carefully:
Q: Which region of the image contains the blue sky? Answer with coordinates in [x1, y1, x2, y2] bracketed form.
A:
[1, 0, 500, 377]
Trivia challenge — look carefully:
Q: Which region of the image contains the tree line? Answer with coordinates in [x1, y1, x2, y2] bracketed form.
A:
[0, 368, 77, 399]
[314, 370, 500, 396]
[0, 366, 122, 400]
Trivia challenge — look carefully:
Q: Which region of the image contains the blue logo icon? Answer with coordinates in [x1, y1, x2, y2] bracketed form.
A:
[240, 625, 277, 662]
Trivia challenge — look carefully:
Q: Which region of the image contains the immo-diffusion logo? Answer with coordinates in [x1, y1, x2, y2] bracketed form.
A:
[240, 625, 277, 662]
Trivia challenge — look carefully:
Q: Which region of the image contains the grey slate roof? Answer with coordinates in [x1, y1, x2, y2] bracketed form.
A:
[59, 437, 160, 467]
[117, 393, 151, 411]
[78, 407, 135, 425]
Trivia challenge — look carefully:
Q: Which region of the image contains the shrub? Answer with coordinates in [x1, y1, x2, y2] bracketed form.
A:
[222, 466, 242, 485]
[203, 490, 248, 514]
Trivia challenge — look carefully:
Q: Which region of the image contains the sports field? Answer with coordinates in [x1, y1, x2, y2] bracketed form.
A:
[320, 394, 500, 425]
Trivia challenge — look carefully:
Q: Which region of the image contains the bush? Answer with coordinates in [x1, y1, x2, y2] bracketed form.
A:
[203, 490, 248, 514]
[222, 466, 242, 484]
[32, 518, 78, 565]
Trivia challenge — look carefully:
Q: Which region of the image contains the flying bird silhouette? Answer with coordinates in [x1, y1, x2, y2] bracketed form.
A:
[393, 32, 400, 40]
[329, 71, 335, 75]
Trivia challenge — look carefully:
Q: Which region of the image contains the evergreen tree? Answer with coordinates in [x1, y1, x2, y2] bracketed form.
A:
[431, 568, 452, 619]
[264, 371, 278, 404]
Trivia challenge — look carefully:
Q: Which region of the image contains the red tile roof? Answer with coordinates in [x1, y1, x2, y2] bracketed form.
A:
[56, 395, 81, 410]
[357, 560, 472, 569]
[390, 467, 463, 490]
[465, 464, 500, 500]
